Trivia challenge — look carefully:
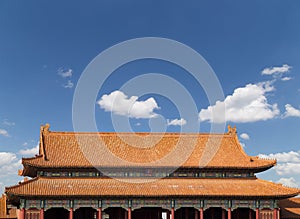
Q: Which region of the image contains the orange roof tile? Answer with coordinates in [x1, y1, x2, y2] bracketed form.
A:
[279, 198, 300, 218]
[22, 125, 275, 170]
[6, 177, 299, 198]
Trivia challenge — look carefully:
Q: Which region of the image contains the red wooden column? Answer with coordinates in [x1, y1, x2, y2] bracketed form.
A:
[171, 207, 175, 219]
[69, 208, 73, 219]
[97, 208, 102, 219]
[222, 209, 226, 219]
[19, 208, 25, 219]
[227, 208, 231, 219]
[273, 208, 278, 219]
[255, 208, 259, 219]
[199, 208, 203, 219]
[194, 209, 198, 219]
[40, 208, 44, 219]
[128, 207, 132, 219]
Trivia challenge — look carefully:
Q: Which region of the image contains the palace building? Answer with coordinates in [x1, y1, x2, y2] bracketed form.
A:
[5, 124, 299, 219]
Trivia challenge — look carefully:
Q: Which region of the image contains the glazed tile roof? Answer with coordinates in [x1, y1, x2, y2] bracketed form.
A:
[279, 198, 300, 218]
[0, 194, 16, 218]
[6, 177, 299, 198]
[22, 125, 275, 170]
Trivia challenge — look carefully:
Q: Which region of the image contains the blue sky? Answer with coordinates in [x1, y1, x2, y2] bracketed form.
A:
[0, 1, 300, 192]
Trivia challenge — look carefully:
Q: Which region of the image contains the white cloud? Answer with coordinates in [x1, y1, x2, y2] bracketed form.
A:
[0, 152, 17, 166]
[167, 118, 187, 126]
[240, 142, 246, 148]
[283, 104, 300, 118]
[58, 68, 73, 78]
[0, 152, 22, 193]
[259, 151, 300, 163]
[19, 144, 39, 156]
[199, 82, 279, 123]
[0, 152, 21, 177]
[240, 133, 250, 140]
[259, 151, 300, 177]
[277, 177, 298, 188]
[58, 68, 74, 88]
[97, 90, 159, 119]
[0, 182, 3, 195]
[275, 163, 300, 176]
[281, 77, 292, 81]
[0, 129, 9, 137]
[3, 120, 15, 126]
[63, 80, 74, 89]
[261, 64, 291, 75]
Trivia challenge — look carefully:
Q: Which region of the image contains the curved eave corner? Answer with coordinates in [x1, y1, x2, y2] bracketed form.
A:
[255, 156, 277, 168]
[21, 158, 40, 177]
[228, 125, 277, 172]
[5, 177, 39, 198]
[19, 124, 50, 176]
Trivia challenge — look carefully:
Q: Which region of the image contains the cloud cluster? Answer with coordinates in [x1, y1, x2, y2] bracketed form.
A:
[199, 63, 296, 124]
[0, 144, 39, 192]
[259, 151, 300, 163]
[58, 68, 73, 78]
[277, 177, 298, 188]
[199, 82, 279, 123]
[275, 163, 300, 176]
[261, 64, 291, 75]
[58, 68, 74, 89]
[19, 144, 39, 156]
[259, 150, 300, 187]
[0, 152, 17, 166]
[97, 90, 159, 119]
[240, 133, 250, 140]
[262, 64, 293, 83]
[0, 152, 22, 193]
[3, 120, 15, 126]
[283, 104, 300, 118]
[0, 129, 9, 137]
[259, 151, 300, 178]
[0, 152, 21, 176]
[167, 118, 187, 126]
[97, 63, 294, 126]
[0, 182, 3, 195]
[281, 77, 292, 81]
[63, 80, 74, 89]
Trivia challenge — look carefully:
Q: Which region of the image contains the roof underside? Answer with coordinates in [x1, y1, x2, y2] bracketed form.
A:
[279, 198, 300, 218]
[6, 177, 299, 198]
[22, 125, 275, 171]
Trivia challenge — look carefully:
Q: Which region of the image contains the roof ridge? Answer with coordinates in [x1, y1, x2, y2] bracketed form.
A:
[20, 124, 277, 172]
[46, 131, 229, 136]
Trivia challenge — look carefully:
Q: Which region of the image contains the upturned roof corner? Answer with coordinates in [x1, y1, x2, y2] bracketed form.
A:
[227, 125, 237, 136]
